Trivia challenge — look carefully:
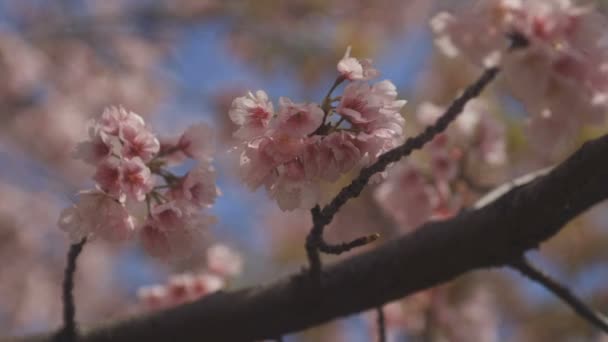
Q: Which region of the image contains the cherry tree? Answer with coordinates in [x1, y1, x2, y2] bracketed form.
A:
[2, 1, 608, 341]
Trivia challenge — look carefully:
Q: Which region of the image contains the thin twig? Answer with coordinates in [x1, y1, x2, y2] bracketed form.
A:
[305, 66, 500, 277]
[376, 306, 386, 342]
[318, 233, 380, 254]
[54, 238, 87, 342]
[511, 257, 608, 333]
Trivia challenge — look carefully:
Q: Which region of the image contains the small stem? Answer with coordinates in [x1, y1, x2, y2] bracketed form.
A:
[153, 184, 171, 190]
[318, 76, 346, 129]
[511, 257, 608, 333]
[333, 117, 345, 130]
[55, 238, 87, 342]
[318, 233, 380, 255]
[150, 145, 182, 163]
[322, 77, 345, 112]
[145, 195, 152, 216]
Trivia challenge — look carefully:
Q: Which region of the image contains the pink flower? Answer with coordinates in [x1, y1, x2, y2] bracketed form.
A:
[431, 151, 459, 182]
[119, 121, 160, 162]
[151, 201, 185, 230]
[431, 0, 608, 135]
[119, 157, 154, 202]
[73, 127, 111, 165]
[268, 177, 319, 211]
[320, 132, 361, 181]
[137, 285, 167, 310]
[477, 115, 507, 166]
[172, 162, 219, 209]
[58, 190, 134, 242]
[227, 49, 407, 211]
[415, 101, 507, 167]
[274, 97, 324, 138]
[189, 273, 225, 297]
[337, 80, 406, 127]
[337, 46, 379, 81]
[166, 273, 221, 303]
[98, 106, 145, 136]
[138, 273, 225, 311]
[238, 139, 279, 189]
[375, 164, 435, 231]
[177, 123, 214, 161]
[93, 158, 123, 200]
[207, 244, 243, 277]
[140, 212, 214, 259]
[239, 135, 305, 189]
[337, 81, 380, 124]
[140, 220, 171, 258]
[229, 90, 274, 139]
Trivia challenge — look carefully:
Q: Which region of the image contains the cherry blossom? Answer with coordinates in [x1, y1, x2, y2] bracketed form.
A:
[337, 46, 380, 81]
[207, 244, 243, 277]
[140, 220, 172, 258]
[119, 122, 160, 162]
[98, 106, 145, 136]
[431, 0, 608, 154]
[119, 157, 154, 202]
[137, 273, 225, 311]
[58, 190, 134, 242]
[229, 50, 407, 210]
[93, 158, 122, 200]
[229, 90, 274, 139]
[172, 162, 220, 210]
[59, 106, 219, 257]
[73, 127, 111, 165]
[137, 244, 242, 311]
[375, 99, 506, 232]
[375, 163, 437, 231]
[151, 201, 185, 230]
[177, 123, 215, 161]
[273, 97, 324, 137]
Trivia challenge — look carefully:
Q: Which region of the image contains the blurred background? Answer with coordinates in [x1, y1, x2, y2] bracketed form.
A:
[2, 0, 608, 341]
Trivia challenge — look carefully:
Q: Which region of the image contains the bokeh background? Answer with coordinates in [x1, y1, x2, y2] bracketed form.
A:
[2, 1, 608, 341]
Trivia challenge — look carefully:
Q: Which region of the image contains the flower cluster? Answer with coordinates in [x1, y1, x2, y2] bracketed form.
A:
[137, 244, 242, 310]
[58, 106, 219, 257]
[230, 47, 406, 210]
[375, 100, 505, 231]
[431, 0, 608, 154]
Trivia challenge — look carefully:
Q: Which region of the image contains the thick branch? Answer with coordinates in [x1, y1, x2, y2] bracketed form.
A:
[8, 131, 608, 342]
[511, 258, 608, 333]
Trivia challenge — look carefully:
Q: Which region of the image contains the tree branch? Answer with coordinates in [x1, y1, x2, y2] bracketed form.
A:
[54, 238, 87, 342]
[7, 129, 608, 342]
[306, 66, 500, 277]
[510, 257, 608, 333]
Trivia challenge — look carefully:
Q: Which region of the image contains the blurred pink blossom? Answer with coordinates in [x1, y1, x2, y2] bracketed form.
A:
[137, 273, 225, 311]
[431, 0, 608, 154]
[207, 244, 243, 277]
[58, 190, 134, 242]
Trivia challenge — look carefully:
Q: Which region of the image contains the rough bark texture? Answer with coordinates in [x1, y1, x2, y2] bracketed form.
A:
[7, 133, 608, 342]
